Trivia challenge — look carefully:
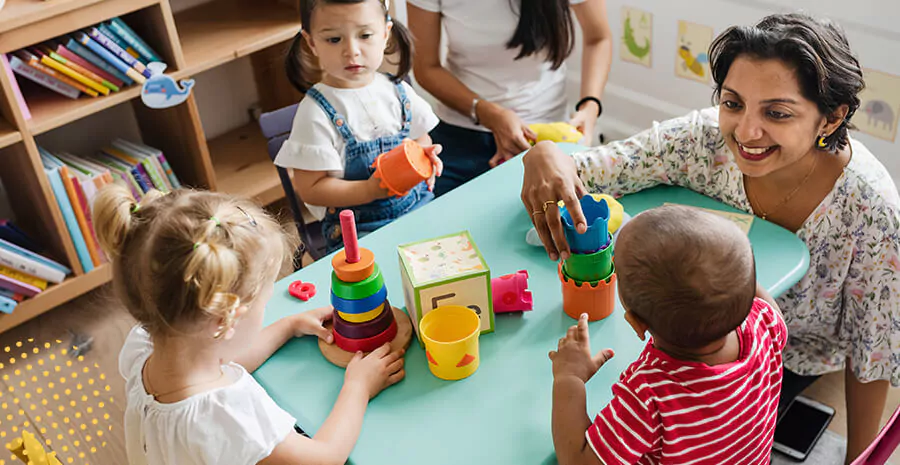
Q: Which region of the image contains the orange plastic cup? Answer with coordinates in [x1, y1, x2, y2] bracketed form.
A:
[558, 262, 616, 322]
[372, 139, 433, 197]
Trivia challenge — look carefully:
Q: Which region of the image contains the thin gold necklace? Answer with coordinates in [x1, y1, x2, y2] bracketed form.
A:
[747, 154, 819, 220]
[144, 355, 225, 400]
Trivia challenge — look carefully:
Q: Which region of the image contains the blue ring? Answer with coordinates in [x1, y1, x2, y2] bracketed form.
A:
[331, 284, 388, 314]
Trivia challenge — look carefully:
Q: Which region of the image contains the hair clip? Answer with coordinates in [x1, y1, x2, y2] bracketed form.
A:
[235, 206, 258, 227]
[209, 216, 221, 227]
[193, 242, 201, 250]
[131, 203, 141, 213]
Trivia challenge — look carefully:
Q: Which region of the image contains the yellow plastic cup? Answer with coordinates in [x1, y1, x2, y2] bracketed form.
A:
[420, 305, 481, 380]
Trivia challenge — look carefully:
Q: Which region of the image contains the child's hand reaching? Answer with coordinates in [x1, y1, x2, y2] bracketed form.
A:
[423, 144, 443, 192]
[549, 313, 614, 383]
[290, 306, 334, 343]
[345, 343, 406, 399]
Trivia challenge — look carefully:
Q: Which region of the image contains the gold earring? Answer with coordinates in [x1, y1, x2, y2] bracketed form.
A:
[817, 134, 828, 148]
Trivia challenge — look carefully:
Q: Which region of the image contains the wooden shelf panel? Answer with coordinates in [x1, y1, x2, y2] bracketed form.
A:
[23, 84, 143, 135]
[2, 264, 111, 334]
[208, 122, 286, 206]
[0, 120, 22, 149]
[173, 0, 301, 78]
[0, 0, 107, 35]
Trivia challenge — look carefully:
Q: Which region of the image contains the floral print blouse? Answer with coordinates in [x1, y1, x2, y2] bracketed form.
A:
[573, 107, 900, 385]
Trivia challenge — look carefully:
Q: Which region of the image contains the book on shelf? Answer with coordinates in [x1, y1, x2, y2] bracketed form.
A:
[0, 294, 16, 315]
[0, 220, 44, 254]
[72, 32, 146, 84]
[98, 23, 141, 62]
[106, 17, 162, 64]
[0, 265, 48, 291]
[0, 54, 31, 120]
[87, 28, 150, 78]
[53, 42, 124, 88]
[0, 273, 41, 298]
[0, 238, 69, 283]
[64, 37, 133, 86]
[8, 54, 81, 100]
[39, 149, 94, 274]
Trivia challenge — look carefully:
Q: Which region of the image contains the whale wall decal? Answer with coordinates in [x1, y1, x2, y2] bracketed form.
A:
[141, 62, 195, 109]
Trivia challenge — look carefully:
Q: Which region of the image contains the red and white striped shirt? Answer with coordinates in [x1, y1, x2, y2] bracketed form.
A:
[587, 298, 786, 465]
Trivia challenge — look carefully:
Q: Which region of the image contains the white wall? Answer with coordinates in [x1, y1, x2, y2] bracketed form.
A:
[562, 0, 900, 180]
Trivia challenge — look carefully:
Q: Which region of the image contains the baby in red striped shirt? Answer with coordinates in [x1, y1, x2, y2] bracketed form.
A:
[550, 205, 787, 465]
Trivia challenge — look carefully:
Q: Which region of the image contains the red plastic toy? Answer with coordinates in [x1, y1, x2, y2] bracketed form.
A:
[289, 280, 317, 301]
[491, 270, 533, 313]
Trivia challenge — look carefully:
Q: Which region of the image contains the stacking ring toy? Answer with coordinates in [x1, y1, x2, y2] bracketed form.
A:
[331, 264, 384, 300]
[331, 284, 388, 314]
[333, 299, 394, 339]
[333, 318, 398, 353]
[338, 302, 385, 323]
[331, 247, 375, 283]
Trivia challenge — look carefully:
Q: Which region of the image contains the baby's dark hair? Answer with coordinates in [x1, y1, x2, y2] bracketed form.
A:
[709, 12, 865, 153]
[286, 0, 412, 92]
[615, 205, 756, 348]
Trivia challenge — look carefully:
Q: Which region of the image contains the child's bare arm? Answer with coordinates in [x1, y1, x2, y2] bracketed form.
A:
[258, 344, 405, 465]
[237, 306, 333, 373]
[553, 376, 604, 465]
[755, 282, 783, 319]
[293, 169, 388, 207]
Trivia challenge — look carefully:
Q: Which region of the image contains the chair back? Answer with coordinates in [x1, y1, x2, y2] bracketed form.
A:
[851, 405, 900, 465]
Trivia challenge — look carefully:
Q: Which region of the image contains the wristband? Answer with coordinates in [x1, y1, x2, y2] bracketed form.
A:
[575, 97, 603, 117]
[333, 299, 394, 339]
[470, 97, 481, 125]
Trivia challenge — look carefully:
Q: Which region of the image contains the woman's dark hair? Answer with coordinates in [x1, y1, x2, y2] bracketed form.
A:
[708, 13, 865, 153]
[286, 0, 413, 92]
[507, 0, 575, 70]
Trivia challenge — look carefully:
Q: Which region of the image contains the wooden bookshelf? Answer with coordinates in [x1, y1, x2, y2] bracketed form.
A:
[173, 0, 302, 78]
[0, 0, 303, 333]
[0, 120, 21, 149]
[208, 122, 286, 206]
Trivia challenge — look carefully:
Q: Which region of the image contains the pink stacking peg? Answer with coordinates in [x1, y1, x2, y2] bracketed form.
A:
[492, 270, 533, 313]
[340, 210, 360, 264]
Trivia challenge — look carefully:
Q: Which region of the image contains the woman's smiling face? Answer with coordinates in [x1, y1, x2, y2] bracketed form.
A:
[717, 56, 828, 178]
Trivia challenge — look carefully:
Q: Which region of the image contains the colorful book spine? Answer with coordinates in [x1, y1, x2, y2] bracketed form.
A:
[56, 45, 124, 88]
[0, 220, 43, 254]
[59, 167, 101, 268]
[44, 166, 93, 273]
[0, 265, 48, 291]
[90, 154, 142, 200]
[1, 54, 31, 120]
[87, 28, 150, 78]
[0, 241, 65, 283]
[15, 51, 98, 97]
[8, 56, 80, 99]
[65, 39, 132, 86]
[0, 238, 70, 277]
[49, 52, 119, 92]
[72, 32, 145, 84]
[0, 289, 24, 302]
[98, 23, 142, 62]
[39, 55, 109, 95]
[71, 177, 105, 264]
[157, 154, 182, 189]
[101, 148, 151, 192]
[0, 274, 40, 298]
[107, 18, 161, 64]
[0, 294, 17, 314]
[148, 156, 172, 191]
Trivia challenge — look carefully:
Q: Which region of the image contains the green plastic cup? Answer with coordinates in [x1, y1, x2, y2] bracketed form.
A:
[563, 233, 613, 282]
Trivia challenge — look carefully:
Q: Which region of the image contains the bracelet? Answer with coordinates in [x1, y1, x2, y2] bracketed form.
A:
[470, 97, 481, 125]
[575, 97, 603, 117]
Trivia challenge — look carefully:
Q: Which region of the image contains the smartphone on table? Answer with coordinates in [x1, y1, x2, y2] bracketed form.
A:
[772, 395, 836, 461]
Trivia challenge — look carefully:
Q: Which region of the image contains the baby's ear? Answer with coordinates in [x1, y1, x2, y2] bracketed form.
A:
[624, 311, 648, 341]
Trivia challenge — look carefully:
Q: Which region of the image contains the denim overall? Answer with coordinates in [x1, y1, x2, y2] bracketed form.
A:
[306, 81, 433, 253]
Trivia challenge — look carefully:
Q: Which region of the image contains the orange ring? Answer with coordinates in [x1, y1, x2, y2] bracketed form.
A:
[332, 247, 375, 282]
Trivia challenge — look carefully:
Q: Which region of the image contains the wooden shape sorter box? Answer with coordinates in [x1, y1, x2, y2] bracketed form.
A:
[398, 231, 494, 347]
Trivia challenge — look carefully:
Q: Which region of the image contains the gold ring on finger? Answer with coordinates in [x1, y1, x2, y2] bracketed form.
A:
[542, 200, 557, 212]
[532, 210, 544, 219]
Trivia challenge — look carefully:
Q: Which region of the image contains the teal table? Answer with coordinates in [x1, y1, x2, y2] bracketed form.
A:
[255, 143, 810, 464]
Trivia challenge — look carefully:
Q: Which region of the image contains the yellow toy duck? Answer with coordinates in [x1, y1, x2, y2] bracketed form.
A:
[7, 430, 63, 465]
[527, 122, 584, 144]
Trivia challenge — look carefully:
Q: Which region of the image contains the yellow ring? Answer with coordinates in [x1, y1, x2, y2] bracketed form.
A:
[542, 200, 557, 212]
[338, 303, 385, 323]
[532, 210, 544, 219]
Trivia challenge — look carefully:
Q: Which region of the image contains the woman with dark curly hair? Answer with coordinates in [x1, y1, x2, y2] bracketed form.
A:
[522, 13, 899, 463]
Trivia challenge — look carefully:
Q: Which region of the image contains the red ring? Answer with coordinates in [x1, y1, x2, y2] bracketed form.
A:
[289, 281, 317, 301]
[333, 318, 398, 353]
[333, 299, 394, 340]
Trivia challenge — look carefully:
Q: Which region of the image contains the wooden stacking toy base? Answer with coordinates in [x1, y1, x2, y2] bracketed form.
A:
[319, 306, 413, 368]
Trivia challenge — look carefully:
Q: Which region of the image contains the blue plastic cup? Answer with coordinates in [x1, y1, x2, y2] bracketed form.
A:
[561, 196, 610, 254]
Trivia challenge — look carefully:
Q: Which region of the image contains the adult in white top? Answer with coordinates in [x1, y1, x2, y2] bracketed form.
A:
[408, 0, 612, 196]
[520, 13, 900, 463]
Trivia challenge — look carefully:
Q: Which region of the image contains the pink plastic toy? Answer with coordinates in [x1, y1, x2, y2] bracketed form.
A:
[289, 280, 317, 301]
[491, 270, 533, 313]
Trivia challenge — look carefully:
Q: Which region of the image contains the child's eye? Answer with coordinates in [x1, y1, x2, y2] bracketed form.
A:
[326, 37, 341, 44]
[360, 33, 373, 39]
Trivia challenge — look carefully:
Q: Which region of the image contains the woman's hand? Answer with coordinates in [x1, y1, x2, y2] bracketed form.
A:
[423, 144, 444, 192]
[290, 306, 334, 343]
[344, 344, 406, 399]
[480, 102, 537, 168]
[568, 104, 600, 146]
[521, 141, 589, 261]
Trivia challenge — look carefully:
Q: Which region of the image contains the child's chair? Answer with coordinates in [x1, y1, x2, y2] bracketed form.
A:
[851, 404, 900, 465]
[259, 104, 327, 267]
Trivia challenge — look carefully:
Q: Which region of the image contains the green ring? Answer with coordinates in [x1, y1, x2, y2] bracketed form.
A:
[563, 240, 613, 283]
[331, 263, 384, 300]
